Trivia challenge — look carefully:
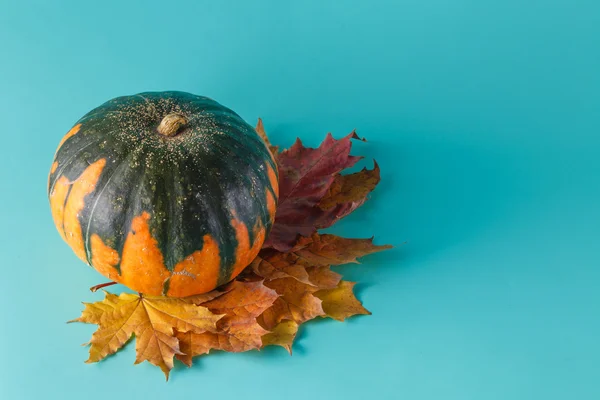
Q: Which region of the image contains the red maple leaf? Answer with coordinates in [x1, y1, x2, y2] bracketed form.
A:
[264, 131, 369, 251]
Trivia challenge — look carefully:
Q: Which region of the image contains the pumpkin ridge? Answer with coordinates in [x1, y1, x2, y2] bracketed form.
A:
[208, 116, 278, 172]
[62, 159, 107, 262]
[163, 164, 186, 272]
[53, 124, 81, 156]
[201, 166, 239, 284]
[204, 120, 279, 206]
[59, 184, 75, 238]
[200, 127, 275, 244]
[114, 162, 149, 274]
[48, 140, 96, 195]
[83, 153, 134, 266]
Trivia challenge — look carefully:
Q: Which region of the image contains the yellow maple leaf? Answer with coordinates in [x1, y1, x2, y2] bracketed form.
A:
[315, 281, 371, 321]
[261, 320, 299, 354]
[70, 292, 222, 379]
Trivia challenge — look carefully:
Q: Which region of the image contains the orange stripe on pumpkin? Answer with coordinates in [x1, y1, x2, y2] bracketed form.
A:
[119, 211, 171, 295]
[49, 175, 71, 241]
[90, 234, 120, 281]
[266, 163, 279, 198]
[229, 218, 266, 280]
[55, 124, 81, 155]
[48, 161, 59, 189]
[167, 235, 221, 297]
[62, 158, 106, 262]
[266, 189, 276, 221]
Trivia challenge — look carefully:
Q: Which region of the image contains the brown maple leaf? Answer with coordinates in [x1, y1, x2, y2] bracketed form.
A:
[253, 233, 390, 285]
[316, 161, 381, 225]
[250, 251, 313, 285]
[175, 280, 278, 365]
[292, 233, 392, 267]
[263, 132, 364, 251]
[70, 292, 222, 379]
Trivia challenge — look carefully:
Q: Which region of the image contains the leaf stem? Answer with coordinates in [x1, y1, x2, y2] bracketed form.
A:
[90, 281, 117, 292]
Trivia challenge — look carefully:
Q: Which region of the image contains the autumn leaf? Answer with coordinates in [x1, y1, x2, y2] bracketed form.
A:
[304, 265, 342, 290]
[292, 233, 393, 267]
[256, 118, 279, 157]
[264, 132, 364, 251]
[70, 292, 222, 379]
[175, 280, 278, 365]
[250, 251, 313, 285]
[259, 278, 324, 330]
[199, 280, 278, 320]
[316, 161, 381, 226]
[254, 231, 388, 330]
[182, 287, 231, 304]
[261, 320, 299, 354]
[315, 281, 371, 321]
[253, 233, 389, 286]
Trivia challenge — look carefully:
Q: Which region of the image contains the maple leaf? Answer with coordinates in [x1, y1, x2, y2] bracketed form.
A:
[251, 232, 390, 334]
[319, 161, 381, 210]
[255, 118, 280, 156]
[316, 161, 381, 226]
[70, 292, 222, 379]
[304, 265, 342, 290]
[253, 233, 389, 286]
[315, 281, 371, 321]
[250, 251, 313, 285]
[259, 278, 325, 330]
[261, 320, 299, 354]
[182, 287, 231, 304]
[175, 280, 278, 365]
[292, 233, 393, 267]
[264, 132, 364, 251]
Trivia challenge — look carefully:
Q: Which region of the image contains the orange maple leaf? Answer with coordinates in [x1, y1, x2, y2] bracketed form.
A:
[259, 277, 325, 330]
[175, 280, 278, 365]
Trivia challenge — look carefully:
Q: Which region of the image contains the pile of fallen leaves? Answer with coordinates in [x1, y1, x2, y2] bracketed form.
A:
[71, 120, 391, 379]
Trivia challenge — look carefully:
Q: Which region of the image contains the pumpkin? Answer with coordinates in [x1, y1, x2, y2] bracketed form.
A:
[48, 91, 278, 297]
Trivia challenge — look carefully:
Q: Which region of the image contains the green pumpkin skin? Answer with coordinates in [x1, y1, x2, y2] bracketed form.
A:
[48, 91, 278, 296]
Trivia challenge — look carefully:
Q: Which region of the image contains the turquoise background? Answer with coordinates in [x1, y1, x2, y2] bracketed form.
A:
[1, 0, 598, 399]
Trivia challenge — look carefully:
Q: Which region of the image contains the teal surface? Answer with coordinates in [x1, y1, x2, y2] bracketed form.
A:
[1, 1, 598, 399]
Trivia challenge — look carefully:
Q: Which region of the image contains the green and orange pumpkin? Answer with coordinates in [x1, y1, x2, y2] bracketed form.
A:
[48, 91, 278, 297]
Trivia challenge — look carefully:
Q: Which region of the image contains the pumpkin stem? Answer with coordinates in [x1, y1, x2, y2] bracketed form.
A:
[90, 281, 117, 292]
[157, 113, 187, 137]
